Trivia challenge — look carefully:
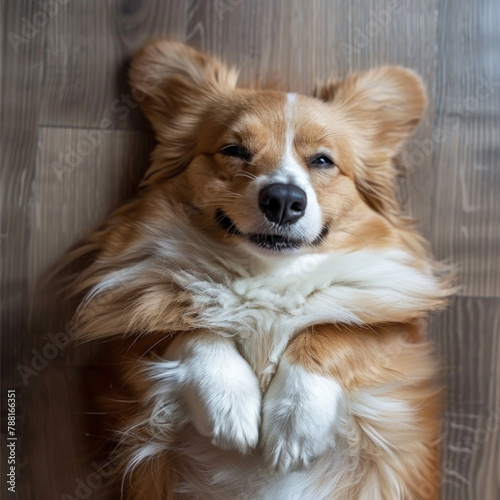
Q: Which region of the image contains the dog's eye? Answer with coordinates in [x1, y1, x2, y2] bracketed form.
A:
[220, 144, 252, 162]
[310, 154, 335, 168]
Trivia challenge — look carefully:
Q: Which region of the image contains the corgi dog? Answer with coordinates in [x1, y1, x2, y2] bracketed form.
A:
[66, 40, 452, 499]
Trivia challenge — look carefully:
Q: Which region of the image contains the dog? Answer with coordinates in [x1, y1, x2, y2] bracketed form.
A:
[65, 40, 452, 499]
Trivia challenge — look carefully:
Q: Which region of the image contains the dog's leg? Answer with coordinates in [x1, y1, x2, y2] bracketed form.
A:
[261, 323, 441, 499]
[260, 346, 343, 474]
[164, 330, 262, 453]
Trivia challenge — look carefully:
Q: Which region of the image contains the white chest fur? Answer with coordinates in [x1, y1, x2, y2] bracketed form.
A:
[85, 233, 442, 386]
[102, 238, 444, 500]
[169, 249, 441, 389]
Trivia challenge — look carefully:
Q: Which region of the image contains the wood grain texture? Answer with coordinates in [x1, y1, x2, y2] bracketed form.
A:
[1, 0, 499, 499]
[30, 126, 153, 281]
[40, 0, 187, 129]
[431, 0, 500, 297]
[430, 297, 500, 499]
[1, 2, 46, 499]
[23, 365, 115, 500]
[27, 126, 154, 368]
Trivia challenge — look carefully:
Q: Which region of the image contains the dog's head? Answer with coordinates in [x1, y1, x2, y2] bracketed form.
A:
[130, 41, 426, 256]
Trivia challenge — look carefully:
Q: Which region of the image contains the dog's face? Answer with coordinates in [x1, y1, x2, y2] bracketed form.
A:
[130, 42, 426, 256]
[181, 91, 357, 255]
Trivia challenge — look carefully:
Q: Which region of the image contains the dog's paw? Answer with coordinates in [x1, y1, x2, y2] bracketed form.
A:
[261, 359, 342, 474]
[183, 341, 262, 454]
[201, 382, 261, 453]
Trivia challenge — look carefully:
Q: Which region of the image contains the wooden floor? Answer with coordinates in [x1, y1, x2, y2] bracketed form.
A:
[1, 1, 499, 499]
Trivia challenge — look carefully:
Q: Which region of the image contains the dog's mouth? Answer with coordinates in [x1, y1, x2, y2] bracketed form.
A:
[216, 209, 328, 253]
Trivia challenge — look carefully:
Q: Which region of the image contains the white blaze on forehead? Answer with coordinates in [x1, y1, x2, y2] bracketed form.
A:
[243, 92, 323, 245]
[279, 93, 308, 183]
[273, 93, 323, 237]
[272, 93, 311, 186]
[285, 92, 297, 152]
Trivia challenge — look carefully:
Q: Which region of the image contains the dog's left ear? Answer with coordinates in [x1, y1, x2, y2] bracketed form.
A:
[315, 66, 426, 215]
[129, 40, 238, 185]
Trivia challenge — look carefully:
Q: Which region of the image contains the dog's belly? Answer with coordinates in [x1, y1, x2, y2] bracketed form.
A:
[135, 249, 443, 498]
[176, 429, 352, 500]
[171, 315, 344, 499]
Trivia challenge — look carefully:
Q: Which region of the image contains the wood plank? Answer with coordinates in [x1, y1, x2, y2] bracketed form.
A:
[28, 126, 154, 366]
[23, 365, 115, 500]
[2, 1, 499, 499]
[19, 126, 154, 498]
[431, 0, 500, 297]
[430, 297, 500, 499]
[1, 1, 45, 498]
[39, 0, 187, 129]
[319, 0, 440, 234]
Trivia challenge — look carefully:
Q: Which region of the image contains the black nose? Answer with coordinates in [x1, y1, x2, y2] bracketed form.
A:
[258, 183, 307, 226]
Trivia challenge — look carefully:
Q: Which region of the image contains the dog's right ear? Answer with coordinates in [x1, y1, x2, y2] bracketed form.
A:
[129, 40, 238, 184]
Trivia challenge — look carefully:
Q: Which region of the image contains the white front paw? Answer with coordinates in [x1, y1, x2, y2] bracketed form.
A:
[183, 340, 262, 454]
[261, 360, 342, 473]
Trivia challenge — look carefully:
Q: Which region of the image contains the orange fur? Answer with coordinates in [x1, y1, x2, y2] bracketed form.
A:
[61, 40, 453, 499]
[286, 322, 441, 498]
